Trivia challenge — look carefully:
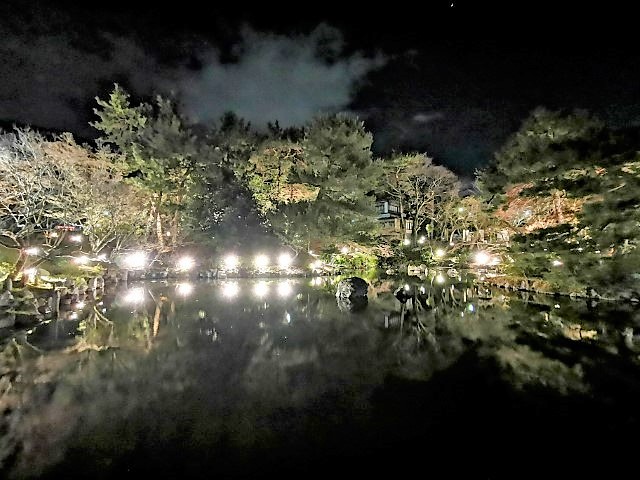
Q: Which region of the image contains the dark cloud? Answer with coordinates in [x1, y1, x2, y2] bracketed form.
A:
[0, 30, 170, 136]
[0, 12, 386, 138]
[177, 24, 386, 129]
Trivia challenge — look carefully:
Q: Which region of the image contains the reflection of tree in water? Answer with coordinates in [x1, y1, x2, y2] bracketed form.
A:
[1, 277, 640, 477]
[376, 274, 640, 396]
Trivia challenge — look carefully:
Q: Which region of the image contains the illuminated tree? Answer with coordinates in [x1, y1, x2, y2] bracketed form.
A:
[479, 107, 640, 298]
[93, 85, 199, 250]
[383, 152, 459, 243]
[0, 128, 85, 274]
[271, 114, 383, 252]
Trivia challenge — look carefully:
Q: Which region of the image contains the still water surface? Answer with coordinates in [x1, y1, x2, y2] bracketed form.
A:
[1, 275, 640, 478]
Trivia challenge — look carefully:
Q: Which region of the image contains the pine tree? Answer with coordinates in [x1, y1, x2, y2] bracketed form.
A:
[480, 107, 640, 298]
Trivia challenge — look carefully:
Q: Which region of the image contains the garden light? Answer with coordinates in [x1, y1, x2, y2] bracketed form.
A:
[124, 251, 147, 270]
[254, 254, 269, 271]
[473, 251, 491, 266]
[278, 253, 293, 269]
[223, 254, 239, 270]
[177, 256, 195, 271]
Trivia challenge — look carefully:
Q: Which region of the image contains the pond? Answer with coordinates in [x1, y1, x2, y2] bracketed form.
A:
[1, 274, 639, 479]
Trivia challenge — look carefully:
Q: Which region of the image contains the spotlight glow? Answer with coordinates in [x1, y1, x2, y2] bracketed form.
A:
[473, 251, 491, 266]
[25, 247, 39, 255]
[434, 248, 445, 258]
[403, 239, 411, 246]
[223, 254, 239, 271]
[435, 274, 446, 284]
[124, 251, 147, 270]
[70, 234, 83, 243]
[177, 256, 195, 271]
[278, 253, 293, 269]
[254, 254, 269, 271]
[340, 246, 349, 254]
[552, 259, 563, 266]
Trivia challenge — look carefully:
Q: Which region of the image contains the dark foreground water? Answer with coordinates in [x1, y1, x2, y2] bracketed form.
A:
[1, 274, 640, 479]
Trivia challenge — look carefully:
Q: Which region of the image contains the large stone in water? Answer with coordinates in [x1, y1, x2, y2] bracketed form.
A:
[335, 277, 369, 299]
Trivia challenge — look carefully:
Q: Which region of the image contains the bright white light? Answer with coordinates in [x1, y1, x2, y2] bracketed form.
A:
[25, 247, 39, 255]
[310, 260, 322, 270]
[124, 251, 147, 270]
[278, 253, 293, 269]
[310, 277, 324, 287]
[254, 281, 269, 297]
[340, 246, 349, 254]
[473, 251, 491, 266]
[97, 253, 107, 261]
[176, 283, 193, 296]
[435, 248, 445, 258]
[458, 207, 465, 212]
[177, 256, 195, 271]
[223, 254, 239, 270]
[285, 312, 291, 324]
[48, 231, 59, 238]
[254, 254, 269, 271]
[404, 284, 410, 291]
[75, 301, 86, 309]
[222, 282, 239, 299]
[419, 286, 426, 294]
[24, 267, 37, 280]
[552, 259, 563, 267]
[70, 234, 83, 243]
[418, 236, 426, 244]
[403, 239, 411, 246]
[467, 304, 475, 312]
[277, 281, 293, 297]
[124, 287, 145, 304]
[74, 255, 90, 265]
[435, 274, 445, 284]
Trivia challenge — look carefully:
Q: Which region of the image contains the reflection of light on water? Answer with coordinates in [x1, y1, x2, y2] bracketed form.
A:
[124, 287, 146, 304]
[254, 281, 269, 298]
[285, 312, 291, 324]
[176, 283, 193, 296]
[277, 281, 293, 297]
[222, 282, 239, 299]
[310, 277, 324, 287]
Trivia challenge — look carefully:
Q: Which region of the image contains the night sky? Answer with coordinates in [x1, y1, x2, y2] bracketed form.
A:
[1, 0, 638, 177]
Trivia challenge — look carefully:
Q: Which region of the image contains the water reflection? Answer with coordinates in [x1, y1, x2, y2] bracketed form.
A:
[1, 275, 640, 478]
